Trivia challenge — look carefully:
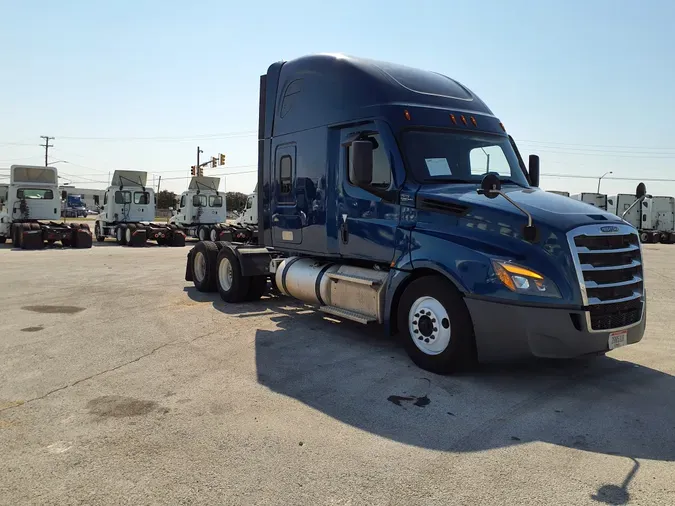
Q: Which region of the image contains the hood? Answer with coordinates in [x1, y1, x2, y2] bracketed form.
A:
[417, 184, 625, 232]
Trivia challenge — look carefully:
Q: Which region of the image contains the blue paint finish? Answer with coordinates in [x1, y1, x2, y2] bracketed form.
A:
[257, 53, 634, 328]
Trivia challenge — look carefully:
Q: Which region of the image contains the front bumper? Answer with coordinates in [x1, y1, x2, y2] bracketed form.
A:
[464, 297, 646, 363]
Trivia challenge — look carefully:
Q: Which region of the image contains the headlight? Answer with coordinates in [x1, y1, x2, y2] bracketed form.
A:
[491, 260, 561, 298]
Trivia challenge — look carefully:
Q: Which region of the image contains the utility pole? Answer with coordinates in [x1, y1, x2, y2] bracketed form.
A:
[40, 136, 54, 166]
[157, 175, 162, 194]
[196, 146, 203, 175]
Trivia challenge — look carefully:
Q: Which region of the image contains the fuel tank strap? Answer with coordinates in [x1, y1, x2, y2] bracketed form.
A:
[281, 257, 302, 296]
[314, 263, 335, 306]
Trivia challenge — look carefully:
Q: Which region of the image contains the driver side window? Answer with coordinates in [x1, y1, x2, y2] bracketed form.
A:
[348, 133, 391, 188]
[180, 195, 186, 208]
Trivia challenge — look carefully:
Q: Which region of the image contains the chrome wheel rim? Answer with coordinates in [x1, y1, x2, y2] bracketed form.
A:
[409, 296, 451, 355]
[194, 251, 207, 282]
[125, 228, 132, 243]
[116, 227, 122, 242]
[218, 257, 233, 292]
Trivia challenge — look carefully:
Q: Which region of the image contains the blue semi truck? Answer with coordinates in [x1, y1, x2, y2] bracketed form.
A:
[185, 54, 647, 374]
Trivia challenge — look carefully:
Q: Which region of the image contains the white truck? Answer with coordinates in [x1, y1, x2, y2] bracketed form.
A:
[571, 192, 607, 210]
[94, 170, 185, 247]
[235, 189, 258, 226]
[169, 176, 257, 244]
[0, 165, 92, 249]
[547, 190, 570, 197]
[608, 193, 675, 243]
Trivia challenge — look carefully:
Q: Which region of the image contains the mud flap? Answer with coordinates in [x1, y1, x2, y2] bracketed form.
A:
[185, 247, 195, 281]
[72, 229, 93, 249]
[128, 229, 147, 247]
[21, 231, 44, 250]
[171, 231, 186, 247]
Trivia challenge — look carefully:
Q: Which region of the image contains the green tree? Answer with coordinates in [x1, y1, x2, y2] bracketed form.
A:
[156, 190, 178, 209]
[225, 192, 248, 212]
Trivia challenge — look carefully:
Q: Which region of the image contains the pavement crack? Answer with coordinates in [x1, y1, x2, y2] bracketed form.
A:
[0, 330, 221, 414]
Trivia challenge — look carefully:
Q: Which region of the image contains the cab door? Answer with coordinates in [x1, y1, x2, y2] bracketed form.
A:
[337, 122, 400, 263]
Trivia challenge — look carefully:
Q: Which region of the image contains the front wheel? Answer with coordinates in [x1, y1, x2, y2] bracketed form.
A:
[95, 224, 105, 242]
[397, 276, 476, 375]
[116, 225, 127, 245]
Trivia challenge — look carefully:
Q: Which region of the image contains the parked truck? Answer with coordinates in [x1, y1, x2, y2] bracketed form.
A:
[60, 192, 88, 218]
[235, 188, 258, 227]
[184, 54, 647, 374]
[94, 170, 185, 247]
[0, 165, 92, 249]
[168, 176, 258, 244]
[571, 192, 607, 210]
[547, 190, 570, 197]
[608, 193, 675, 243]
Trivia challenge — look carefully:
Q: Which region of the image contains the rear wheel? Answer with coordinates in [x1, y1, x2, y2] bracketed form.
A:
[639, 231, 650, 243]
[215, 247, 250, 302]
[192, 241, 219, 292]
[0, 236, 6, 244]
[398, 276, 476, 375]
[198, 226, 209, 242]
[209, 227, 219, 242]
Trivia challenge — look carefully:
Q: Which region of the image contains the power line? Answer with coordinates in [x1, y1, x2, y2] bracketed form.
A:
[519, 139, 675, 151]
[542, 173, 675, 183]
[55, 130, 257, 142]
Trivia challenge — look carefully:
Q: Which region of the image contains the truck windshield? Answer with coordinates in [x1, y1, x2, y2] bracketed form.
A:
[134, 192, 150, 205]
[17, 188, 54, 199]
[402, 130, 529, 186]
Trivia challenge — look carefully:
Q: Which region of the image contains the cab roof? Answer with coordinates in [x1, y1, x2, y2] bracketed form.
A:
[264, 53, 495, 137]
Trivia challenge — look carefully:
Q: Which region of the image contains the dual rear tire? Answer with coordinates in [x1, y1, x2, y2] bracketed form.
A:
[191, 241, 267, 302]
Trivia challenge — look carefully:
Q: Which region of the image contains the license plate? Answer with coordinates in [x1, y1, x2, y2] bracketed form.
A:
[608, 330, 628, 350]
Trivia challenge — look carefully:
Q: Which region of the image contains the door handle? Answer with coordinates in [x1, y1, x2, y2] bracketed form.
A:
[340, 221, 349, 243]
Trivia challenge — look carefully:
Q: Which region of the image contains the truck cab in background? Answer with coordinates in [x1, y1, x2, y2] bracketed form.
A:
[235, 189, 258, 227]
[609, 193, 675, 243]
[169, 176, 257, 243]
[169, 176, 226, 242]
[185, 54, 647, 374]
[571, 192, 607, 210]
[94, 170, 185, 247]
[0, 165, 92, 249]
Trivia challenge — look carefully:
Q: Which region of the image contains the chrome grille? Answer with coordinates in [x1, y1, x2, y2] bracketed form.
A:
[568, 224, 644, 332]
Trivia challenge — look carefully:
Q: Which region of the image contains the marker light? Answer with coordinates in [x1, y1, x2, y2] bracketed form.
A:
[450, 114, 457, 124]
[404, 110, 411, 121]
[499, 122, 506, 131]
[460, 115, 468, 125]
[491, 260, 561, 298]
[470, 116, 478, 127]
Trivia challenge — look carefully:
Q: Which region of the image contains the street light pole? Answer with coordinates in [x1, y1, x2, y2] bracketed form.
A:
[597, 171, 613, 193]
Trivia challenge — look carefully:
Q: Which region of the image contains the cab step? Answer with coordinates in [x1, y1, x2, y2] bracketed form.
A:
[319, 305, 375, 325]
[325, 272, 383, 287]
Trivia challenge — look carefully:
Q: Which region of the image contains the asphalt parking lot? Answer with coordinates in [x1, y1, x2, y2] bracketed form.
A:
[0, 242, 673, 505]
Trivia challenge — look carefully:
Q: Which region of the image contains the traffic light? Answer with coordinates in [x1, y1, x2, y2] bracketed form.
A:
[219, 153, 226, 166]
[211, 156, 217, 168]
[191, 165, 196, 176]
[198, 167, 203, 177]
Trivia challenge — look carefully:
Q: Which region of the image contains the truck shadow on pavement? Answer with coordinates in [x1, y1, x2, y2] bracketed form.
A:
[184, 288, 675, 465]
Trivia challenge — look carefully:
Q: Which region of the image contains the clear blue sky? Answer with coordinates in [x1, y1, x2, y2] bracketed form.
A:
[1, 0, 674, 197]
